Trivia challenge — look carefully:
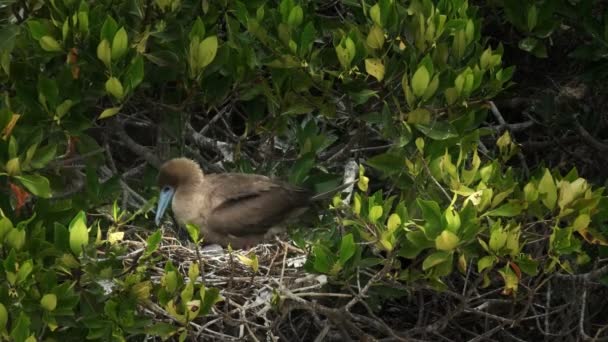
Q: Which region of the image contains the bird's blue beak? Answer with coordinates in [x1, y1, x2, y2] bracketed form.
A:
[155, 187, 175, 225]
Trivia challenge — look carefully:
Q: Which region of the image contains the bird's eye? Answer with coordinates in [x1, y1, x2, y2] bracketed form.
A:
[162, 186, 171, 192]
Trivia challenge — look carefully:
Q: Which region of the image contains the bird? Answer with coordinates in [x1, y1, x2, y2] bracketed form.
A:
[154, 157, 353, 249]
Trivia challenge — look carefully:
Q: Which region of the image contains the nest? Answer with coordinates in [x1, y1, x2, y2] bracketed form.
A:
[120, 233, 342, 341]
[115, 230, 608, 342]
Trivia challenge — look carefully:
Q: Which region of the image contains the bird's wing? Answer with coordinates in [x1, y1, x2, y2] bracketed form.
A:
[204, 173, 312, 237]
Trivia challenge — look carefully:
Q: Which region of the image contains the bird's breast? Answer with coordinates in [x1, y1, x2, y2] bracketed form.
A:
[171, 190, 208, 227]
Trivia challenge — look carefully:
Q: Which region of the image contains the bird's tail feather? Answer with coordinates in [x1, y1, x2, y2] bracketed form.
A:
[310, 179, 358, 201]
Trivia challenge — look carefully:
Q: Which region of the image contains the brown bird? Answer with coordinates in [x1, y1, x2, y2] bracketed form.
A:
[154, 157, 352, 249]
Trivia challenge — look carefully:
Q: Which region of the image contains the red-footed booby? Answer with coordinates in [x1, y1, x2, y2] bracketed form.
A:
[155, 158, 351, 249]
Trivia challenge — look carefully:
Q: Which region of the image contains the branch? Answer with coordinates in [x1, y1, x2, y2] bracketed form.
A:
[574, 116, 608, 153]
[113, 121, 161, 168]
[185, 123, 234, 162]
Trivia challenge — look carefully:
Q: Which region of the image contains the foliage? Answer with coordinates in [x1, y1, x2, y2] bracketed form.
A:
[0, 0, 607, 340]
[492, 0, 608, 79]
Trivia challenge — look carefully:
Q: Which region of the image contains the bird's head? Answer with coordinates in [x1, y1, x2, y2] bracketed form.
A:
[155, 157, 204, 225]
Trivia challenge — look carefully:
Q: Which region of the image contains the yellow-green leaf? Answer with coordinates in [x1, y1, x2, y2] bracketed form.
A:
[572, 214, 590, 232]
[435, 230, 460, 251]
[386, 214, 401, 232]
[444, 208, 461, 232]
[197, 36, 218, 69]
[366, 25, 385, 50]
[111, 27, 128, 60]
[365, 58, 385, 82]
[353, 194, 362, 214]
[105, 77, 124, 100]
[164, 271, 178, 293]
[407, 108, 431, 124]
[5, 157, 20, 176]
[370, 4, 382, 26]
[98, 107, 121, 119]
[489, 228, 507, 252]
[287, 6, 303, 27]
[40, 36, 62, 52]
[40, 294, 57, 311]
[108, 231, 124, 244]
[358, 176, 369, 192]
[415, 137, 425, 153]
[411, 66, 430, 97]
[97, 39, 112, 68]
[0, 303, 7, 331]
[0, 216, 12, 242]
[538, 169, 557, 210]
[237, 253, 259, 273]
[369, 205, 383, 223]
[69, 211, 89, 255]
[498, 265, 519, 294]
[477, 255, 496, 272]
[335, 37, 356, 69]
[524, 182, 538, 203]
[5, 228, 25, 250]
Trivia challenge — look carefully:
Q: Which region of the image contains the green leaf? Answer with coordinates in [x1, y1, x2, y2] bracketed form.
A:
[185, 223, 200, 243]
[100, 15, 119, 42]
[313, 245, 332, 273]
[287, 5, 303, 27]
[189, 17, 206, 40]
[415, 121, 458, 140]
[146, 323, 179, 340]
[124, 55, 144, 93]
[411, 66, 430, 97]
[15, 174, 51, 198]
[69, 211, 89, 255]
[289, 153, 315, 184]
[417, 199, 442, 239]
[366, 151, 403, 175]
[527, 5, 538, 31]
[10, 312, 31, 342]
[145, 230, 162, 256]
[16, 259, 33, 284]
[200, 285, 222, 315]
[484, 202, 524, 217]
[515, 255, 538, 276]
[197, 36, 218, 69]
[27, 20, 47, 40]
[55, 99, 73, 118]
[339, 233, 356, 265]
[105, 77, 124, 100]
[422, 251, 450, 270]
